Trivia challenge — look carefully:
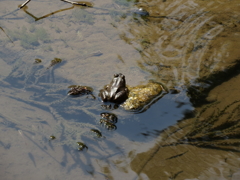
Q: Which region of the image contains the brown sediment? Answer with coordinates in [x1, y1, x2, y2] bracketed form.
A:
[130, 62, 240, 179]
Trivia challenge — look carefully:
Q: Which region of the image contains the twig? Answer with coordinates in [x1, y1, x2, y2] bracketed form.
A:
[19, 0, 31, 9]
[60, 0, 90, 6]
[20, 0, 90, 9]
[21, 5, 74, 21]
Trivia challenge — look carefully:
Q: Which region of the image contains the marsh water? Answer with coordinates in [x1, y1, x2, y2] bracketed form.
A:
[0, 0, 240, 179]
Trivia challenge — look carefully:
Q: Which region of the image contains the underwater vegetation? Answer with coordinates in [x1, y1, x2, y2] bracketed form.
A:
[7, 26, 50, 49]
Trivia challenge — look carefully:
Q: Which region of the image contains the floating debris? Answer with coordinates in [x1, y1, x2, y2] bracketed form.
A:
[49, 135, 56, 140]
[77, 142, 88, 151]
[90, 129, 103, 138]
[100, 119, 117, 130]
[100, 112, 118, 123]
[47, 58, 62, 69]
[34, 58, 42, 64]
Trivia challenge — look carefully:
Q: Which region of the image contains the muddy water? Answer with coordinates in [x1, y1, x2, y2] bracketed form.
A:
[0, 0, 240, 180]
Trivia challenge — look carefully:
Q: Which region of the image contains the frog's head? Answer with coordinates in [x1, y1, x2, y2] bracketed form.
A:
[110, 73, 126, 88]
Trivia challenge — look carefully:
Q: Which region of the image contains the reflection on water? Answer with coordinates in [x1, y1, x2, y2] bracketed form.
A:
[0, 0, 240, 179]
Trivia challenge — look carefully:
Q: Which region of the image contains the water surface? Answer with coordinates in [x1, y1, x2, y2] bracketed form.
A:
[0, 0, 240, 180]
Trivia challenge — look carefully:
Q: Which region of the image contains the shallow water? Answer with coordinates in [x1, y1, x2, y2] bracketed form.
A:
[0, 0, 240, 180]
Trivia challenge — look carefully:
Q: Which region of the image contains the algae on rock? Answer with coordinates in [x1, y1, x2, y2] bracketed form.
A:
[122, 81, 167, 112]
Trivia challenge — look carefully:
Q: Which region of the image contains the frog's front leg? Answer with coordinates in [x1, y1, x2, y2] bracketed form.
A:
[99, 90, 109, 102]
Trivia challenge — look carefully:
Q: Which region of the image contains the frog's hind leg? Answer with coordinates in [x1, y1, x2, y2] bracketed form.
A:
[114, 91, 128, 103]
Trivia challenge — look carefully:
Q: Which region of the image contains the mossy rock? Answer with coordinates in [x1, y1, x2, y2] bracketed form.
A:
[121, 81, 167, 112]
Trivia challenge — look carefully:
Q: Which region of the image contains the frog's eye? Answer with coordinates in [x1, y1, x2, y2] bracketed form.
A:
[118, 73, 123, 78]
[114, 74, 119, 77]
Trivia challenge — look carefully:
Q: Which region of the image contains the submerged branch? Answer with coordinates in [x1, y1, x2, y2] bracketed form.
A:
[20, 0, 92, 9]
[0, 27, 14, 43]
[21, 5, 74, 21]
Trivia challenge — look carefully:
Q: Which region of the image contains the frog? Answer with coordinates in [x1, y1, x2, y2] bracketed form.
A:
[67, 85, 95, 99]
[99, 73, 128, 104]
